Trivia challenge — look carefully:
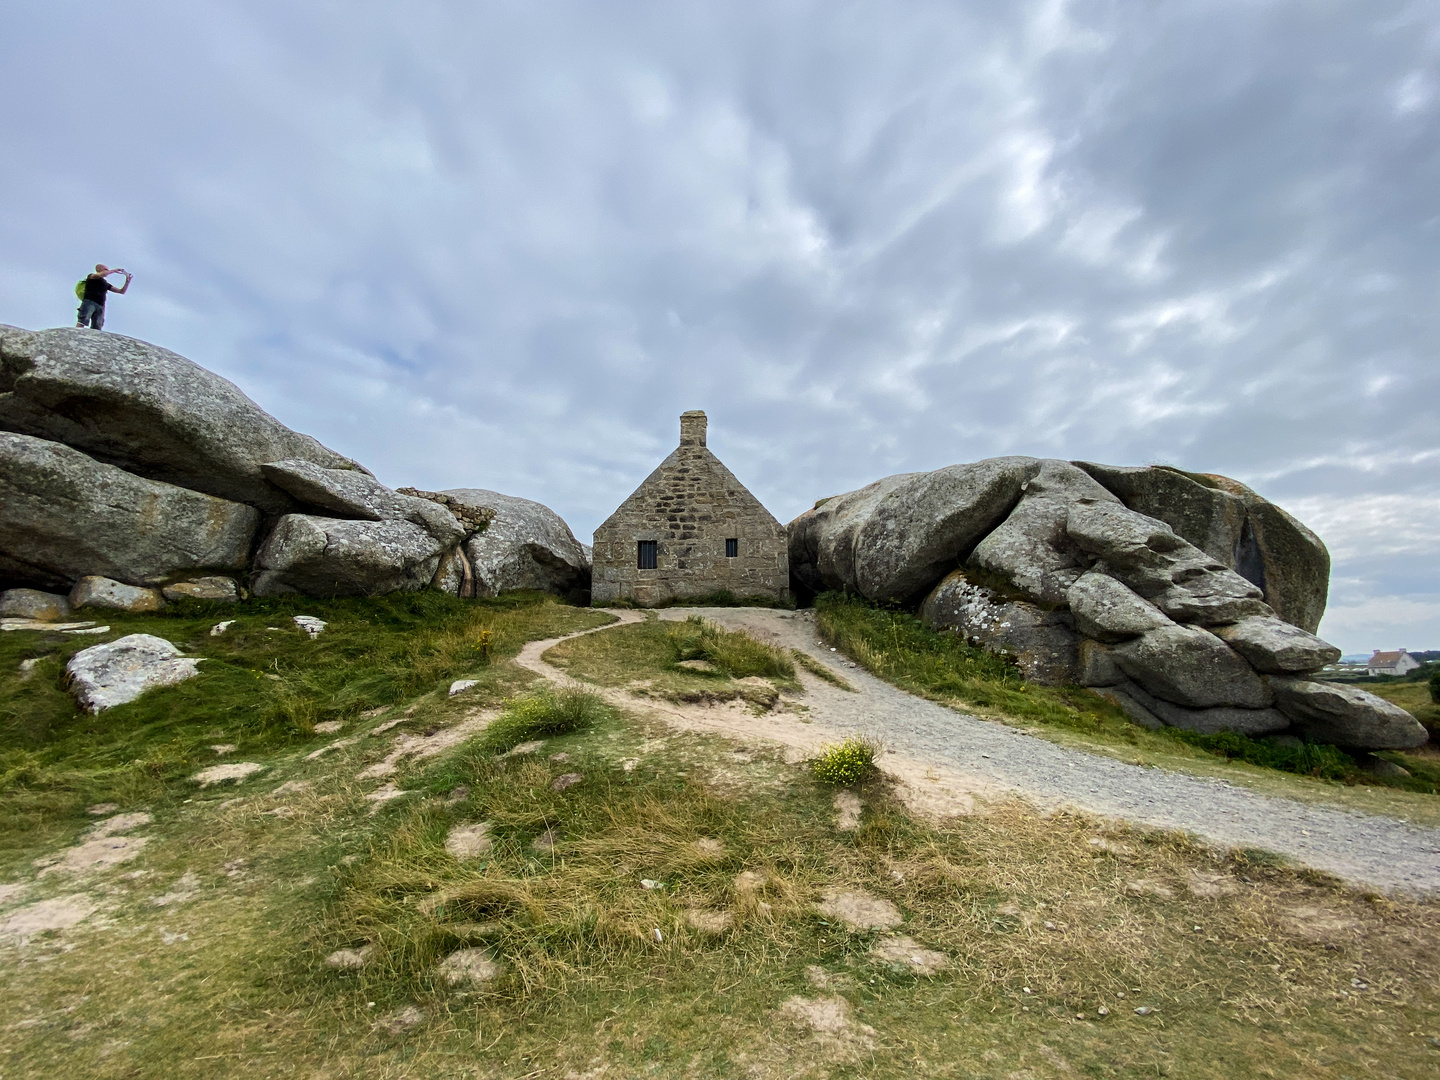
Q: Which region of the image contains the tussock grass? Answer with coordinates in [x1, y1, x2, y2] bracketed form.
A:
[815, 593, 1440, 794]
[479, 687, 613, 753]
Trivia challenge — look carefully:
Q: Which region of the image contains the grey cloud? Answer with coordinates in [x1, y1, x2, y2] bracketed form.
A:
[2, 0, 1438, 652]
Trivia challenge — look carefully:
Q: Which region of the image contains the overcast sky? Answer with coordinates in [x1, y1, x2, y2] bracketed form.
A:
[3, 1, 1437, 652]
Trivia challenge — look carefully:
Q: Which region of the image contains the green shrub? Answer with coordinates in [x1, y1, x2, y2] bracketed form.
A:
[481, 687, 611, 752]
[811, 736, 880, 786]
[1429, 670, 1440, 704]
[1168, 729, 1356, 780]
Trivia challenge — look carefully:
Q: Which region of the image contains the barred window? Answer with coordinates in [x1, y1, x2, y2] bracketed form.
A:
[725, 538, 739, 558]
[637, 540, 658, 570]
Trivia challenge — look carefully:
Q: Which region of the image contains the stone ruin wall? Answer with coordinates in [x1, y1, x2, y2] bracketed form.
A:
[592, 413, 788, 606]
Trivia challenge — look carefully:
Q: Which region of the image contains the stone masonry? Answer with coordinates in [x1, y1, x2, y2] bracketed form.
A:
[591, 412, 789, 606]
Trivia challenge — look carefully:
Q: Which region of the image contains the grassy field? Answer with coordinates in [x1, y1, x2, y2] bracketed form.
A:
[812, 593, 1440, 797]
[2, 596, 1439, 1077]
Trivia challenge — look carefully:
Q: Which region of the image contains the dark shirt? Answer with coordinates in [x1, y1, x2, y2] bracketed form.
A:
[83, 276, 116, 306]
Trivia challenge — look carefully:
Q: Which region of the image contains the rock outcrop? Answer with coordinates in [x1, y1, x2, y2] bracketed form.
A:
[790, 456, 1423, 750]
[0, 431, 259, 588]
[0, 327, 588, 605]
[0, 325, 367, 513]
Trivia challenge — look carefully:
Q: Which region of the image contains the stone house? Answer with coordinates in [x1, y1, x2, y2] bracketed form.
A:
[591, 411, 789, 606]
[1367, 649, 1421, 677]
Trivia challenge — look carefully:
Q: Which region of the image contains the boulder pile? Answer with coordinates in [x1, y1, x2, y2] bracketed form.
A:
[0, 326, 590, 608]
[790, 458, 1425, 750]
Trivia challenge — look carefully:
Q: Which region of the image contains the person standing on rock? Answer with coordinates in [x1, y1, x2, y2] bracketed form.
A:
[75, 264, 131, 330]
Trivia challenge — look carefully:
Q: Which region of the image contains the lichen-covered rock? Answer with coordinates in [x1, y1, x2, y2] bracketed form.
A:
[161, 577, 241, 603]
[0, 588, 71, 621]
[70, 576, 164, 612]
[0, 325, 366, 513]
[1210, 616, 1340, 674]
[918, 569, 1079, 685]
[1075, 463, 1329, 633]
[251, 516, 447, 597]
[1065, 572, 1169, 642]
[65, 633, 200, 713]
[260, 459, 464, 545]
[1268, 678, 1428, 749]
[967, 461, 1120, 605]
[0, 432, 259, 587]
[1113, 623, 1272, 708]
[447, 489, 590, 601]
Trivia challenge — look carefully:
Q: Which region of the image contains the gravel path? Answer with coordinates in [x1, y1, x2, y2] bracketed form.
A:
[535, 607, 1440, 895]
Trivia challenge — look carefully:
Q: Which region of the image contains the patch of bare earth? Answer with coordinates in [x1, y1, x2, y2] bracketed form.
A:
[814, 887, 903, 931]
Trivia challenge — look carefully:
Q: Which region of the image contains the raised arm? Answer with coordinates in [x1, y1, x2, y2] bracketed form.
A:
[108, 269, 132, 294]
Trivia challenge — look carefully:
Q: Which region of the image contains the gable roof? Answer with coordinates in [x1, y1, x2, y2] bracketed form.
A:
[597, 443, 780, 532]
[1368, 650, 1410, 666]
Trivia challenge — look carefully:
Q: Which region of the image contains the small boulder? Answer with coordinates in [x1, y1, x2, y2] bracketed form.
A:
[70, 576, 165, 612]
[66, 633, 201, 712]
[1209, 616, 1340, 674]
[1113, 623, 1272, 708]
[161, 577, 240, 603]
[1268, 678, 1428, 749]
[918, 569, 1079, 684]
[1065, 500, 1271, 626]
[0, 588, 71, 621]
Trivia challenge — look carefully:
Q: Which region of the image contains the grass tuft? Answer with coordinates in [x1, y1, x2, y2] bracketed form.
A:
[480, 687, 613, 752]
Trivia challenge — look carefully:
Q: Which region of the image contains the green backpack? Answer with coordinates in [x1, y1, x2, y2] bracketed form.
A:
[74, 279, 87, 300]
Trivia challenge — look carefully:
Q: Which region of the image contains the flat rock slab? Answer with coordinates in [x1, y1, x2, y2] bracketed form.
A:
[163, 577, 241, 602]
[869, 934, 950, 974]
[444, 822, 494, 859]
[192, 762, 265, 786]
[436, 948, 503, 985]
[815, 887, 902, 930]
[66, 633, 201, 712]
[1, 894, 98, 944]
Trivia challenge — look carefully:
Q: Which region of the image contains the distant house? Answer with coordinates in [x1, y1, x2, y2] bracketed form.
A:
[591, 411, 789, 606]
[1367, 649, 1421, 677]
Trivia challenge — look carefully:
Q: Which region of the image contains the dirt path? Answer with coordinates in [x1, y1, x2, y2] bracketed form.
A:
[524, 607, 1440, 894]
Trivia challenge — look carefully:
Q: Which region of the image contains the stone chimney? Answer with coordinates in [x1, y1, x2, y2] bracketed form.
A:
[680, 410, 707, 447]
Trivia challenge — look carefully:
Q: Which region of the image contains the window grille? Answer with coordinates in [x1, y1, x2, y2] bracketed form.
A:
[725, 538, 739, 558]
[637, 540, 658, 570]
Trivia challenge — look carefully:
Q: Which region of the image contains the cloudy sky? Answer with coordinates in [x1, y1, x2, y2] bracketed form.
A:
[3, 1, 1438, 652]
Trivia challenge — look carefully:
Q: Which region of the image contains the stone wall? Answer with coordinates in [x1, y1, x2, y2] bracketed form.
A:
[592, 412, 789, 605]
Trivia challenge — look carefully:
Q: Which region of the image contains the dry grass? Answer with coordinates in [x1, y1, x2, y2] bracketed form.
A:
[3, 604, 1439, 1078]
